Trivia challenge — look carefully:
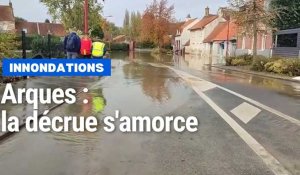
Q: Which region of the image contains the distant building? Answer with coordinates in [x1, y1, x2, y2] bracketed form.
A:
[15, 21, 66, 37]
[235, 0, 273, 57]
[203, 21, 237, 64]
[168, 22, 184, 48]
[0, 2, 66, 37]
[174, 17, 200, 54]
[236, 30, 273, 58]
[273, 28, 300, 58]
[0, 2, 15, 32]
[113, 35, 126, 43]
[186, 7, 228, 63]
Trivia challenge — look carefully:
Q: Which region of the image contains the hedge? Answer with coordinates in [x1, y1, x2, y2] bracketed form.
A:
[226, 54, 253, 66]
[106, 43, 129, 51]
[226, 54, 300, 76]
[252, 57, 300, 76]
[31, 35, 65, 58]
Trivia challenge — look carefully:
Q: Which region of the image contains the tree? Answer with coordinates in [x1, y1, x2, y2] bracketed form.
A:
[40, 0, 103, 32]
[121, 10, 142, 41]
[15, 17, 27, 22]
[228, 0, 274, 57]
[45, 19, 50, 23]
[123, 9, 130, 37]
[109, 22, 122, 37]
[129, 11, 142, 41]
[0, 33, 19, 59]
[91, 25, 104, 39]
[140, 0, 174, 48]
[271, 0, 300, 30]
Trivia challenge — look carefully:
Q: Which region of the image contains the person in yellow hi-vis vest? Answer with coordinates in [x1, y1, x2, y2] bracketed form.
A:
[91, 39, 106, 59]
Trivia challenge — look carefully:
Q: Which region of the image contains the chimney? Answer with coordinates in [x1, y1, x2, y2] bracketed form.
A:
[185, 14, 191, 22]
[205, 6, 210, 16]
[9, 0, 12, 8]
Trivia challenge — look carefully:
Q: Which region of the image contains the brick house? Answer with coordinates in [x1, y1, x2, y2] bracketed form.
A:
[235, 0, 273, 57]
[0, 2, 66, 37]
[0, 2, 15, 32]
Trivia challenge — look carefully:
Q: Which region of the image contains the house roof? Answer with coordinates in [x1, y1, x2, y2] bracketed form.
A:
[178, 19, 197, 34]
[189, 15, 218, 31]
[0, 5, 14, 21]
[113, 35, 126, 41]
[184, 40, 190, 46]
[15, 21, 66, 37]
[203, 21, 237, 43]
[169, 22, 185, 36]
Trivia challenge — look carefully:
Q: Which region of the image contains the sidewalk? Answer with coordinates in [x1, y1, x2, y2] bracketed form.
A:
[211, 65, 300, 83]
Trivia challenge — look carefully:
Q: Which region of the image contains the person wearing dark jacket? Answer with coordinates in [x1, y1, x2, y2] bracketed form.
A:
[64, 32, 81, 59]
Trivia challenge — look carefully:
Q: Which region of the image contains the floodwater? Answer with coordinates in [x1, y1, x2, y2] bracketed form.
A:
[0, 52, 299, 175]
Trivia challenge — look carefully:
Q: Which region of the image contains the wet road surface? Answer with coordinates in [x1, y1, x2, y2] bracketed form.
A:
[0, 52, 299, 175]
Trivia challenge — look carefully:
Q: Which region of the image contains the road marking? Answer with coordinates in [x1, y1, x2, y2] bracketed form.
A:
[149, 63, 295, 174]
[231, 102, 262, 124]
[161, 65, 300, 127]
[192, 86, 291, 175]
[216, 86, 300, 127]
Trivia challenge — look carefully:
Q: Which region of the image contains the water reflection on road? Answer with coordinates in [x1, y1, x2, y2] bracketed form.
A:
[173, 54, 300, 98]
[0, 52, 194, 175]
[0, 52, 299, 175]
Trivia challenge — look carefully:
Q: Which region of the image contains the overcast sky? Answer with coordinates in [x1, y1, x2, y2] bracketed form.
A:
[0, 0, 228, 26]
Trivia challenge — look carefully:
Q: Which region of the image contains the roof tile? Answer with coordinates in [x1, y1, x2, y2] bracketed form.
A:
[189, 15, 218, 31]
[203, 21, 237, 43]
[0, 5, 14, 21]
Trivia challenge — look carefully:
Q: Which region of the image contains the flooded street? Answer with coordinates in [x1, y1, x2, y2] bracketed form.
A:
[0, 52, 299, 175]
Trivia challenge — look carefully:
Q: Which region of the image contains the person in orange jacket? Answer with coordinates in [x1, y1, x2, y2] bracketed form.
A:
[80, 35, 92, 58]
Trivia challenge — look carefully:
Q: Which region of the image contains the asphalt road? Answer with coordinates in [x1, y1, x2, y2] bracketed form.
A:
[0, 53, 299, 175]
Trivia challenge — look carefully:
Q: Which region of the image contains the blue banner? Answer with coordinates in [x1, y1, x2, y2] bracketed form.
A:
[2, 59, 111, 77]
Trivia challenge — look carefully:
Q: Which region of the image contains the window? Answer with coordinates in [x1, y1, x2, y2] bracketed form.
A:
[277, 33, 298, 47]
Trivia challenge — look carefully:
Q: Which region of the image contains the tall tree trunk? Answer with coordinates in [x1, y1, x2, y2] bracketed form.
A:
[253, 20, 258, 58]
[252, 0, 258, 59]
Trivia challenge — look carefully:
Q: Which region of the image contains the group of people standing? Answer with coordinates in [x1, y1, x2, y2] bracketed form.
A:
[64, 32, 106, 59]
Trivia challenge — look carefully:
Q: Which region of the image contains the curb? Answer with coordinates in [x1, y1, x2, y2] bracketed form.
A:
[211, 65, 300, 84]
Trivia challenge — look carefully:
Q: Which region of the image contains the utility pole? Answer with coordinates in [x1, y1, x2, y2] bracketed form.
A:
[226, 18, 230, 58]
[84, 0, 89, 35]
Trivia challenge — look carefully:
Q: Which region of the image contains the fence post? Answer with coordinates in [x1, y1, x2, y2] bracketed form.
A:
[48, 34, 51, 58]
[21, 30, 26, 59]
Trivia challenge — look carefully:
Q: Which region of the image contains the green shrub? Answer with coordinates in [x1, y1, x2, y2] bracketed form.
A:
[151, 48, 169, 55]
[225, 54, 253, 66]
[0, 33, 20, 59]
[238, 54, 253, 65]
[250, 56, 268, 71]
[136, 41, 156, 49]
[253, 57, 300, 76]
[106, 43, 129, 51]
[225, 56, 234, 66]
[16, 34, 39, 50]
[269, 59, 300, 76]
[231, 58, 247, 66]
[31, 35, 65, 58]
